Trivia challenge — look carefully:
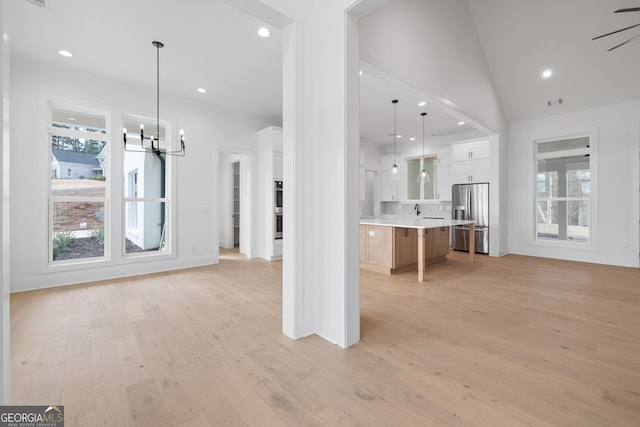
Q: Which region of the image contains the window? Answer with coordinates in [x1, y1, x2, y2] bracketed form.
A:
[406, 155, 437, 201]
[49, 105, 108, 263]
[535, 136, 591, 243]
[123, 116, 170, 255]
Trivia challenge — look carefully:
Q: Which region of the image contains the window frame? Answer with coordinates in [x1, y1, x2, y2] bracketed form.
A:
[121, 113, 174, 259]
[405, 154, 438, 202]
[533, 132, 598, 249]
[47, 101, 111, 266]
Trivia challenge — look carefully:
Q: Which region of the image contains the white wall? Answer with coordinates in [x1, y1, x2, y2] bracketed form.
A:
[10, 58, 272, 291]
[1, 0, 11, 403]
[509, 100, 640, 267]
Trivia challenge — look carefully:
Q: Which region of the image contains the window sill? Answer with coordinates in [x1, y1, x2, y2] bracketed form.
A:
[531, 239, 595, 251]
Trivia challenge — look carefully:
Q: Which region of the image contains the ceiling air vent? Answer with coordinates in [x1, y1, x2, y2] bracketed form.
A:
[26, 0, 49, 8]
[546, 98, 564, 107]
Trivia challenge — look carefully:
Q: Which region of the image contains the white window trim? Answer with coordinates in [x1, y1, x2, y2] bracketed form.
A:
[121, 113, 175, 260]
[532, 131, 598, 250]
[405, 154, 438, 202]
[47, 100, 111, 266]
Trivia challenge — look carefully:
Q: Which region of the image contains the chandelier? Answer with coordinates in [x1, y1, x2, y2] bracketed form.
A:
[123, 41, 186, 157]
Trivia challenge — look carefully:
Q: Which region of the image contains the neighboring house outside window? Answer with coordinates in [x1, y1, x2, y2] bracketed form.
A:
[123, 115, 170, 255]
[49, 104, 108, 263]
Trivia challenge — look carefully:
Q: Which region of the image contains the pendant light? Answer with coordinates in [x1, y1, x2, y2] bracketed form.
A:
[418, 112, 431, 183]
[391, 99, 399, 175]
[123, 41, 186, 157]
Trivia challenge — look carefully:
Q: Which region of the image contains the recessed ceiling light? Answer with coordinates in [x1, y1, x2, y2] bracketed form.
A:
[458, 121, 465, 126]
[197, 88, 207, 93]
[410, 137, 415, 141]
[359, 70, 363, 76]
[396, 135, 402, 138]
[58, 50, 72, 58]
[418, 101, 426, 107]
[258, 27, 271, 38]
[542, 69, 552, 79]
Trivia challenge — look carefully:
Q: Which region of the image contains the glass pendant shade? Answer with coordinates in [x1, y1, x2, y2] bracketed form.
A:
[417, 112, 430, 183]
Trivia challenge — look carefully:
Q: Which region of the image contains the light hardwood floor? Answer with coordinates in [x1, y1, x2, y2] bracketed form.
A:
[10, 249, 640, 426]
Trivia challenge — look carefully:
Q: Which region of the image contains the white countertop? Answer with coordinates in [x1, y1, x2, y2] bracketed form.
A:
[359, 217, 475, 229]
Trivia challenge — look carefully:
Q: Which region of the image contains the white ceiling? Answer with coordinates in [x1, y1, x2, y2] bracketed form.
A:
[8, 0, 640, 143]
[359, 66, 481, 146]
[469, 0, 640, 123]
[8, 0, 284, 124]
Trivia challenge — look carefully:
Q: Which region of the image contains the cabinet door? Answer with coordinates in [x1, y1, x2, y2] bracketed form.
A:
[406, 158, 421, 200]
[451, 140, 489, 162]
[451, 162, 470, 184]
[380, 154, 398, 171]
[437, 163, 452, 201]
[469, 159, 490, 183]
[437, 147, 451, 165]
[393, 227, 417, 268]
[469, 140, 489, 160]
[366, 226, 393, 268]
[451, 143, 471, 163]
[438, 227, 450, 257]
[423, 228, 438, 260]
[380, 170, 399, 201]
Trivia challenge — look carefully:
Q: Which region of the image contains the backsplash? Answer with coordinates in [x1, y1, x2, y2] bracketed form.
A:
[382, 201, 451, 218]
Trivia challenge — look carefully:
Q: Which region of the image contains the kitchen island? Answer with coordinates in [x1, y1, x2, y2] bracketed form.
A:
[359, 218, 476, 282]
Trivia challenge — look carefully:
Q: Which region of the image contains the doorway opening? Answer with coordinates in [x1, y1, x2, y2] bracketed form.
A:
[232, 161, 240, 247]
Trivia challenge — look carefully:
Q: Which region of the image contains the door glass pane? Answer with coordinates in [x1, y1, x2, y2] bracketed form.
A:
[52, 201, 105, 261]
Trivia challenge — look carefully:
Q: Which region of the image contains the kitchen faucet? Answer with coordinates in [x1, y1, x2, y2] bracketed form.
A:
[414, 204, 421, 216]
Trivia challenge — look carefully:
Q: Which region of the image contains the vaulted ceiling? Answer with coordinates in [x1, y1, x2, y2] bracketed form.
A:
[469, 0, 640, 123]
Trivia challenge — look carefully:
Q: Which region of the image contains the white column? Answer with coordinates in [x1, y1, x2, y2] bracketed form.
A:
[0, 0, 11, 403]
[226, 0, 386, 348]
[280, 1, 366, 348]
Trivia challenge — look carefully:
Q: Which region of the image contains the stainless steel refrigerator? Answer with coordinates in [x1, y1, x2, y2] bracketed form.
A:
[451, 183, 489, 254]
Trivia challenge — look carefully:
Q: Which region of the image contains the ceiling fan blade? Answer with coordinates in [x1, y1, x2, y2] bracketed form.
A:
[607, 33, 640, 51]
[615, 7, 640, 13]
[593, 22, 640, 40]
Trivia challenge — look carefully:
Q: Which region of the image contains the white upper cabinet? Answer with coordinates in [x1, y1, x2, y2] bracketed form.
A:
[406, 156, 437, 201]
[380, 153, 398, 170]
[380, 153, 400, 202]
[380, 170, 399, 201]
[451, 139, 490, 184]
[436, 163, 452, 201]
[451, 140, 489, 162]
[436, 147, 452, 201]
